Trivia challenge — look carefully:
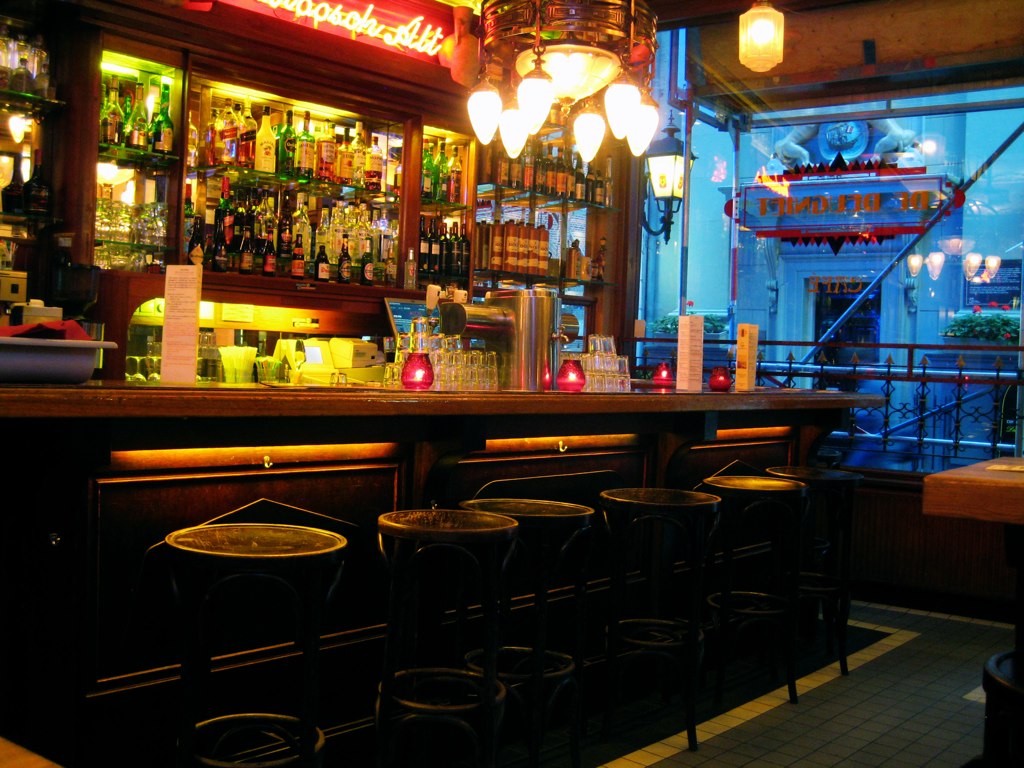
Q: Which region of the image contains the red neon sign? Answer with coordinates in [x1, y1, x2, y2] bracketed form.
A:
[220, 0, 447, 60]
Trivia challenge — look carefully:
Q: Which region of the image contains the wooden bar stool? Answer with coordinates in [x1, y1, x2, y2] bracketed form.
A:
[597, 488, 721, 751]
[701, 475, 808, 706]
[459, 498, 594, 768]
[376, 509, 518, 768]
[165, 523, 347, 768]
[767, 466, 863, 675]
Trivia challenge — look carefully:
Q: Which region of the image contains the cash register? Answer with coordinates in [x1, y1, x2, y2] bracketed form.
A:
[273, 337, 384, 386]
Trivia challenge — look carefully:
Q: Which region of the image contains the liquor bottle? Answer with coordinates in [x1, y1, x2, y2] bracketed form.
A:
[211, 201, 228, 272]
[238, 226, 254, 274]
[315, 244, 331, 282]
[490, 220, 505, 272]
[404, 247, 417, 290]
[336, 127, 354, 185]
[384, 235, 397, 287]
[585, 160, 596, 203]
[546, 147, 558, 197]
[292, 192, 312, 263]
[238, 99, 258, 168]
[22, 149, 49, 215]
[447, 147, 462, 203]
[183, 180, 194, 222]
[441, 222, 455, 275]
[456, 221, 470, 278]
[434, 140, 449, 201]
[557, 148, 570, 198]
[9, 56, 31, 93]
[359, 233, 374, 285]
[261, 229, 277, 277]
[150, 83, 174, 155]
[522, 140, 536, 192]
[254, 106, 276, 173]
[497, 151, 510, 188]
[509, 147, 523, 190]
[315, 204, 333, 278]
[573, 153, 586, 202]
[220, 101, 241, 165]
[364, 134, 383, 192]
[277, 193, 293, 275]
[295, 111, 316, 179]
[204, 108, 221, 166]
[316, 122, 336, 182]
[350, 123, 366, 186]
[418, 215, 430, 275]
[289, 233, 305, 279]
[186, 215, 204, 265]
[217, 176, 235, 252]
[232, 188, 247, 253]
[429, 217, 442, 277]
[336, 233, 351, 284]
[420, 140, 435, 200]
[201, 231, 215, 271]
[125, 82, 149, 150]
[594, 169, 606, 206]
[186, 110, 199, 168]
[277, 109, 296, 175]
[100, 78, 124, 146]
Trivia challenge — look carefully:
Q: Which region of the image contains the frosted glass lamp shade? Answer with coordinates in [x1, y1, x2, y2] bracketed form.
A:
[499, 107, 529, 159]
[926, 251, 945, 280]
[468, 81, 503, 145]
[985, 254, 1002, 279]
[604, 76, 640, 140]
[517, 61, 555, 136]
[906, 253, 923, 278]
[626, 95, 659, 156]
[573, 105, 606, 163]
[516, 45, 621, 103]
[739, 0, 785, 73]
[962, 252, 983, 279]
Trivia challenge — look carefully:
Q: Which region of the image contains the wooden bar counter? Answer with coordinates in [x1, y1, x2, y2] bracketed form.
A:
[0, 383, 877, 767]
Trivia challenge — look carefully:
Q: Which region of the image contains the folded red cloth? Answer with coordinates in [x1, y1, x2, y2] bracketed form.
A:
[0, 320, 92, 340]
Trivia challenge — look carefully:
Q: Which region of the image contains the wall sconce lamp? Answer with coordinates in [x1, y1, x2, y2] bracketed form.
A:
[642, 114, 686, 244]
[739, 0, 785, 73]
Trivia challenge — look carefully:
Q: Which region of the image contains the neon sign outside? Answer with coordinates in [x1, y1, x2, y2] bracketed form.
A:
[220, 0, 447, 59]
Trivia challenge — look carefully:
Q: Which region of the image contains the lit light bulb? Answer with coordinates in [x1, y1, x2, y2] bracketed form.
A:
[926, 251, 945, 280]
[906, 253, 923, 278]
[573, 102, 606, 164]
[467, 80, 503, 145]
[7, 115, 30, 144]
[962, 251, 983, 279]
[517, 58, 554, 136]
[985, 254, 1002, 279]
[626, 93, 660, 157]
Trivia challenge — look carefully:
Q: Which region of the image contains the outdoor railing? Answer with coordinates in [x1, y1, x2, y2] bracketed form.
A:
[631, 337, 1024, 474]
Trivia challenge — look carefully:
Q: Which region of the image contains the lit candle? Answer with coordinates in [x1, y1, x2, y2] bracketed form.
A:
[556, 358, 586, 392]
[401, 352, 434, 390]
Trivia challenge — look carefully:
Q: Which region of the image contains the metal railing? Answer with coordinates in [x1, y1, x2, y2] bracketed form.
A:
[632, 337, 1023, 473]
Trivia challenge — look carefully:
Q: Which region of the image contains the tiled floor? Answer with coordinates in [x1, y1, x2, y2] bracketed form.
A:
[596, 602, 1012, 768]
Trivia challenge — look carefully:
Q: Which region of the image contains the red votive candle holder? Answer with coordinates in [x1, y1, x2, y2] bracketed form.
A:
[708, 366, 732, 392]
[401, 352, 434, 390]
[556, 358, 586, 392]
[653, 362, 673, 385]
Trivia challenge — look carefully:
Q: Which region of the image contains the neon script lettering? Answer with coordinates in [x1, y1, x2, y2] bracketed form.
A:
[253, 0, 445, 55]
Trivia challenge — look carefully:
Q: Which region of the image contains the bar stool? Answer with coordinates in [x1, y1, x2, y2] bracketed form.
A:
[982, 650, 1024, 763]
[701, 475, 808, 706]
[376, 509, 518, 768]
[767, 466, 863, 675]
[459, 498, 594, 768]
[598, 488, 721, 751]
[165, 523, 347, 768]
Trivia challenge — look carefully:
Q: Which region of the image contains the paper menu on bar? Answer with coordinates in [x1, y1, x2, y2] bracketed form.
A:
[735, 323, 759, 391]
[676, 314, 704, 391]
[160, 265, 202, 384]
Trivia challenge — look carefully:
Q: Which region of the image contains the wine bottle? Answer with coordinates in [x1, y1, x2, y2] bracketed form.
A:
[22, 149, 50, 215]
[261, 231, 277, 277]
[150, 83, 174, 155]
[125, 82, 149, 151]
[277, 109, 296, 176]
[3, 150, 26, 214]
[420, 140, 434, 200]
[186, 215, 204, 265]
[418, 215, 430, 276]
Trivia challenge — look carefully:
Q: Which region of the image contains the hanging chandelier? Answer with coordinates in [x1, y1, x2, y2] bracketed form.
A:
[468, 0, 658, 162]
[738, 0, 784, 73]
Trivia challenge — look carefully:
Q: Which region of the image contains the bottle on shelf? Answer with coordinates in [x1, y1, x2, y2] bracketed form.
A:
[441, 222, 455, 276]
[186, 110, 199, 168]
[429, 217, 442, 277]
[594, 169, 606, 206]
[277, 192, 293, 276]
[204, 108, 221, 166]
[261, 228, 277, 277]
[32, 58, 49, 98]
[238, 98, 258, 168]
[276, 109, 296, 175]
[216, 176, 235, 252]
[239, 226, 254, 274]
[22, 149, 50, 215]
[336, 126, 354, 185]
[557, 147, 570, 198]
[359, 231, 374, 286]
[150, 83, 174, 155]
[316, 204, 333, 279]
[232, 188, 247, 254]
[573, 153, 586, 202]
[295, 110, 316, 179]
[201, 230, 215, 271]
[545, 146, 558, 197]
[290, 233, 307, 279]
[220, 101, 241, 165]
[186, 214, 204, 265]
[434, 140, 449, 201]
[447, 146, 462, 204]
[418, 215, 430, 276]
[9, 56, 31, 93]
[315, 244, 330, 282]
[184, 180, 194, 222]
[350, 123, 366, 186]
[211, 199, 228, 272]
[522, 140, 536, 192]
[585, 160, 596, 203]
[100, 78, 124, 146]
[317, 122, 336, 182]
[292, 192, 312, 263]
[404, 247, 417, 289]
[125, 82, 149, 151]
[364, 134, 383, 192]
[337, 232, 351, 284]
[420, 140, 435, 200]
[254, 106, 276, 173]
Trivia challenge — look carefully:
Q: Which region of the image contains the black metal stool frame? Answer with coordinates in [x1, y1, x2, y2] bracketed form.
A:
[599, 488, 721, 752]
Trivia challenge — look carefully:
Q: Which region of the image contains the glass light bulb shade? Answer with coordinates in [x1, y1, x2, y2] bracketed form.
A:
[573, 108, 606, 164]
[604, 77, 640, 139]
[499, 107, 529, 159]
[963, 251, 983, 279]
[517, 67, 555, 135]
[647, 153, 686, 201]
[906, 253, 924, 278]
[926, 251, 945, 280]
[516, 45, 621, 103]
[985, 254, 1002, 279]
[468, 83, 503, 145]
[738, 0, 785, 73]
[626, 99, 659, 156]
[7, 115, 30, 144]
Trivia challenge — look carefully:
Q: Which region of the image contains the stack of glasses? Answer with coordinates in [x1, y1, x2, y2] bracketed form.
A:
[580, 334, 631, 392]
